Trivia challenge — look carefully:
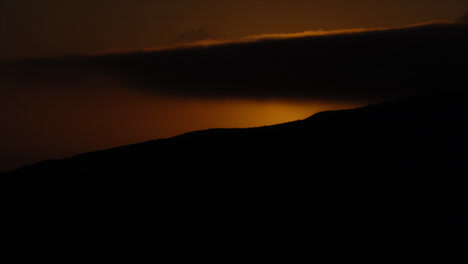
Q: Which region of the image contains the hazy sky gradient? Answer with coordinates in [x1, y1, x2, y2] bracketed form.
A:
[1, 0, 468, 170]
[1, 0, 467, 60]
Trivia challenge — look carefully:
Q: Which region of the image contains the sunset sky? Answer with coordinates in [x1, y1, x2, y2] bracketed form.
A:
[1, 0, 467, 170]
[1, 0, 467, 60]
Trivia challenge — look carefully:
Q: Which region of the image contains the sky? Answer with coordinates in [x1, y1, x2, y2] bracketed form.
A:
[1, 0, 467, 60]
[1, 0, 468, 171]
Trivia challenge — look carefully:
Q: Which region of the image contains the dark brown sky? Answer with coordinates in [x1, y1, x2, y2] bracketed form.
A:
[1, 0, 468, 171]
[1, 0, 467, 60]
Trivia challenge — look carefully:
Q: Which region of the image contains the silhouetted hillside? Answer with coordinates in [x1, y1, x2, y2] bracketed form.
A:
[9, 93, 468, 171]
[4, 95, 468, 262]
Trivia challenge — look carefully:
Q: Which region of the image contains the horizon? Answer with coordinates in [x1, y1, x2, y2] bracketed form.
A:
[1, 0, 468, 170]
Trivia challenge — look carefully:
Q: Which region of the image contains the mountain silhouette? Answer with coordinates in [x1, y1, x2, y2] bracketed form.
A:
[3, 94, 468, 262]
[8, 93, 468, 172]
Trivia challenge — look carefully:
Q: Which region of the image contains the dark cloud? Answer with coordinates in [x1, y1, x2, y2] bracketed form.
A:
[2, 22, 468, 102]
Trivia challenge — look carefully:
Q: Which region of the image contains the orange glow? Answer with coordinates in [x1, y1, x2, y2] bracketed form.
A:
[101, 27, 381, 54]
[3, 0, 467, 61]
[95, 20, 456, 56]
[0, 82, 364, 171]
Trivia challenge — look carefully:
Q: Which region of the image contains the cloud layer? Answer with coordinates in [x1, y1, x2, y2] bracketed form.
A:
[2, 21, 468, 101]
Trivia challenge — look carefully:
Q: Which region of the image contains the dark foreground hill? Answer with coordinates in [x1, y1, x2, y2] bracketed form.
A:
[10, 93, 468, 171]
[3, 95, 468, 262]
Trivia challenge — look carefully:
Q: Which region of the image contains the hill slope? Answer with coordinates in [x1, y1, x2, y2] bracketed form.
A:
[4, 95, 468, 262]
[10, 94, 468, 172]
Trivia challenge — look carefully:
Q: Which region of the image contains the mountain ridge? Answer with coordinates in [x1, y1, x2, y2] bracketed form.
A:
[6, 93, 468, 173]
[3, 95, 468, 262]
